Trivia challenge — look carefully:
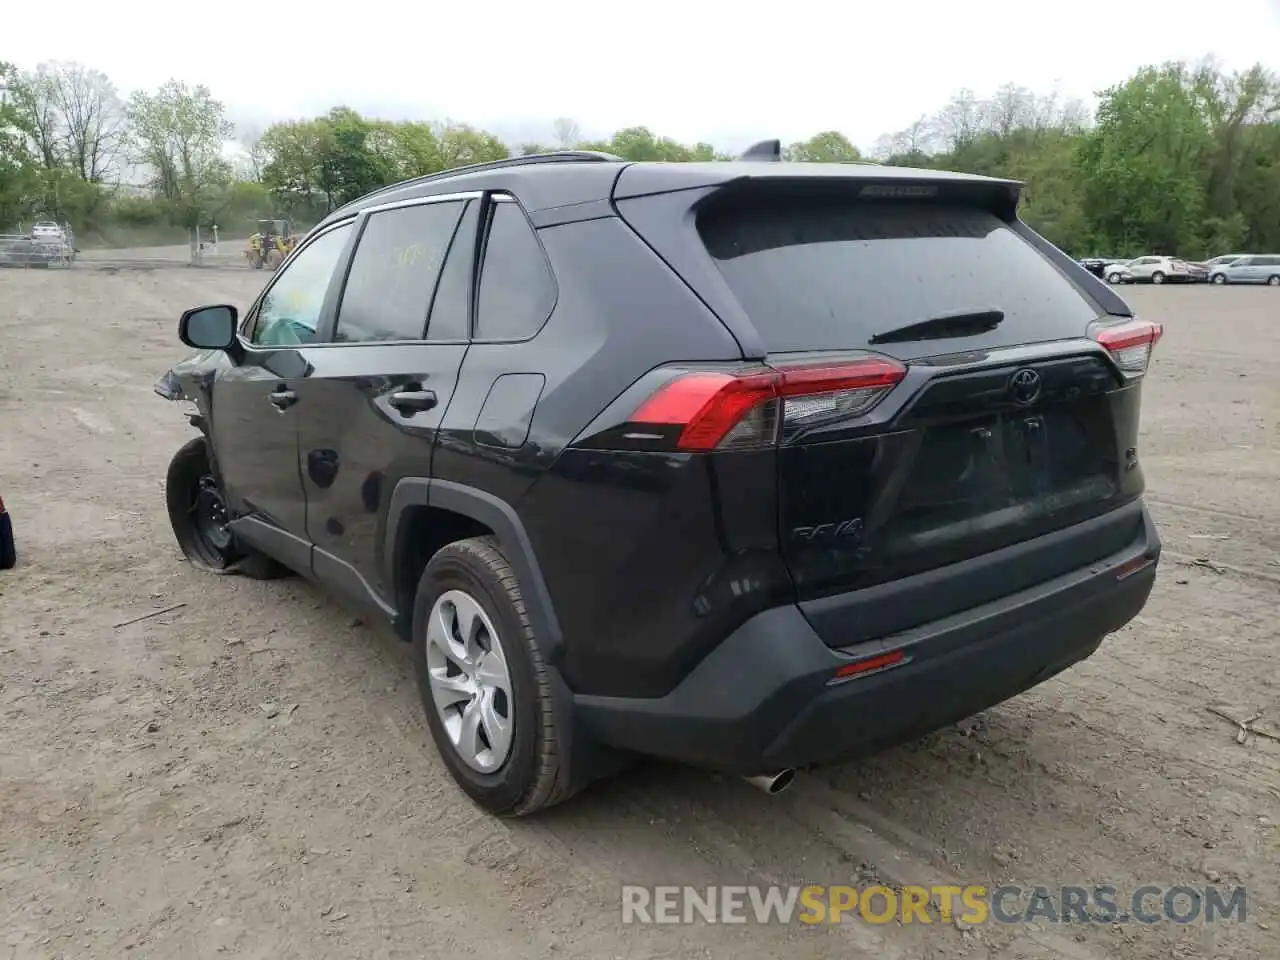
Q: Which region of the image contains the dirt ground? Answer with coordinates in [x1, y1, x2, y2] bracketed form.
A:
[1, 260, 1276, 960]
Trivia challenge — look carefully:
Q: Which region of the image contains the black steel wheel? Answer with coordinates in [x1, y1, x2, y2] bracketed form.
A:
[165, 437, 289, 578]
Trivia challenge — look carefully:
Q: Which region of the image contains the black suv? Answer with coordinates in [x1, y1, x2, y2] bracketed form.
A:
[157, 149, 1163, 815]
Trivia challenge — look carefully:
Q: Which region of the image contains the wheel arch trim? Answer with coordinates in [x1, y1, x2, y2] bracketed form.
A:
[384, 478, 565, 662]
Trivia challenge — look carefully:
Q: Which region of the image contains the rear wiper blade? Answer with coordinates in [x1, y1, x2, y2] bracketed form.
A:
[869, 308, 1004, 345]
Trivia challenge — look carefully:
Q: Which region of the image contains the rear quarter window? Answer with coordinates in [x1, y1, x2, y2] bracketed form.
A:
[697, 196, 1102, 354]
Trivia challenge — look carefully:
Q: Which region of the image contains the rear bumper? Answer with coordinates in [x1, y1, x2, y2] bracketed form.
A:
[574, 504, 1160, 775]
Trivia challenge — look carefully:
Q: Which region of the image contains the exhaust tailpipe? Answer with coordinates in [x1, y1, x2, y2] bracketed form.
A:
[743, 769, 796, 796]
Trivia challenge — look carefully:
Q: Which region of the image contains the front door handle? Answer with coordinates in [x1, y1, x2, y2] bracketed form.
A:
[269, 388, 298, 411]
[388, 389, 438, 415]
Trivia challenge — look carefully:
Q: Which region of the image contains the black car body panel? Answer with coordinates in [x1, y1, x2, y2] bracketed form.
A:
[158, 153, 1161, 780]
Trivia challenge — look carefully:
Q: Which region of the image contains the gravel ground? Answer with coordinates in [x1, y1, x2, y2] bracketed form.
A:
[0, 262, 1276, 960]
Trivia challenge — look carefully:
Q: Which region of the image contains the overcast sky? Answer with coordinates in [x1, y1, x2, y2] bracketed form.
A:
[10, 0, 1280, 151]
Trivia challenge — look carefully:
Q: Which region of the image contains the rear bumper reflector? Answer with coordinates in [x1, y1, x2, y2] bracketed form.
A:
[829, 649, 910, 685]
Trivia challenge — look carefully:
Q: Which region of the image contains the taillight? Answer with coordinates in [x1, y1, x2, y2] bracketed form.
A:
[630, 357, 907, 451]
[1092, 319, 1163, 378]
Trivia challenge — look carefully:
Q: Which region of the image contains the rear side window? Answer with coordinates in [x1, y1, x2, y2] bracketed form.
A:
[474, 199, 556, 341]
[698, 196, 1100, 352]
[335, 201, 465, 343]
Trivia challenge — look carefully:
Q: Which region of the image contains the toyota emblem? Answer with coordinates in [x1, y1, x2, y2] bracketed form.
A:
[1009, 368, 1042, 406]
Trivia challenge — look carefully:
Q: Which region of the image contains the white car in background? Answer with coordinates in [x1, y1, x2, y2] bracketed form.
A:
[30, 221, 65, 243]
[20, 221, 75, 266]
[1105, 256, 1193, 285]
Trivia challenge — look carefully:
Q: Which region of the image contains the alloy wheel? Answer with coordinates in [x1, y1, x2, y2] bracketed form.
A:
[424, 589, 515, 773]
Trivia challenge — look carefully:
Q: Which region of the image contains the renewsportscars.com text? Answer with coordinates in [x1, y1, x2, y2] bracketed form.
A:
[620, 884, 1248, 926]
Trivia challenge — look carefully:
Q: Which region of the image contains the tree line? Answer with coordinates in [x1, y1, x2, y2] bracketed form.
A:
[1, 57, 1277, 256]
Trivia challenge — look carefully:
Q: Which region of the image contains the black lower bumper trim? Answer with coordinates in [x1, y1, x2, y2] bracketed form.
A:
[573, 505, 1161, 775]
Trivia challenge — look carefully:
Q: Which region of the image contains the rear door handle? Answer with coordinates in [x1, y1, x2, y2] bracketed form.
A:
[388, 389, 438, 415]
[269, 388, 298, 411]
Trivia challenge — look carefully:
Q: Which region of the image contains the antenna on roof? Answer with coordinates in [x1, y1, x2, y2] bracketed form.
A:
[738, 139, 782, 162]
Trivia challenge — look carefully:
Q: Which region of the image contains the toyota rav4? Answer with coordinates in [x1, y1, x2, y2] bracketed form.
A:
[156, 147, 1163, 816]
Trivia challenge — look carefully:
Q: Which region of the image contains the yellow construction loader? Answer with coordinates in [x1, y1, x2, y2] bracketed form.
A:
[244, 220, 295, 270]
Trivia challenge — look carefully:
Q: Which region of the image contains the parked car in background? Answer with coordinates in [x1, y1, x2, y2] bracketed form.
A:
[1209, 254, 1280, 285]
[30, 221, 65, 243]
[1106, 256, 1193, 285]
[1, 220, 75, 268]
[1203, 254, 1246, 270]
[1103, 261, 1133, 284]
[1078, 257, 1127, 279]
[1181, 260, 1209, 282]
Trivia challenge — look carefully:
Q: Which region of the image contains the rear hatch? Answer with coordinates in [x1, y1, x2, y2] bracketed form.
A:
[617, 171, 1160, 648]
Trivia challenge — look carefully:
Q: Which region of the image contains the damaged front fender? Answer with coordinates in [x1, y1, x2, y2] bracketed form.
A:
[154, 349, 233, 433]
[154, 349, 232, 403]
[153, 367, 186, 401]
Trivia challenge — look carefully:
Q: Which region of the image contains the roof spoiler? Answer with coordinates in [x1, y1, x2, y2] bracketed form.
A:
[738, 139, 782, 162]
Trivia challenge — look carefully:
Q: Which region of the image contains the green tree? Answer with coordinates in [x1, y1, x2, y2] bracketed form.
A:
[1077, 64, 1214, 255]
[580, 126, 716, 161]
[0, 63, 42, 228]
[260, 117, 332, 209]
[319, 106, 397, 207]
[125, 80, 233, 225]
[434, 121, 509, 168]
[784, 131, 862, 162]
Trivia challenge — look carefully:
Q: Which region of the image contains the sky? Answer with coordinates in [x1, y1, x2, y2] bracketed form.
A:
[9, 0, 1280, 152]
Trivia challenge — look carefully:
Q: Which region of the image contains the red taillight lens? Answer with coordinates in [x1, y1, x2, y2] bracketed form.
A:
[631, 357, 907, 451]
[1093, 319, 1163, 377]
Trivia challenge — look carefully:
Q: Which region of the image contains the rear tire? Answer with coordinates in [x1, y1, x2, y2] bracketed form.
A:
[165, 437, 289, 579]
[1268, 275, 1279, 286]
[1107, 272, 1123, 284]
[411, 537, 581, 816]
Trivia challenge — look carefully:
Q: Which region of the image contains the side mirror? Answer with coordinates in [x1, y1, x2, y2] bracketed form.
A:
[179, 304, 239, 351]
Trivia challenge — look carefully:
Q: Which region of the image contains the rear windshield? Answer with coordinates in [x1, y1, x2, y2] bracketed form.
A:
[698, 196, 1101, 353]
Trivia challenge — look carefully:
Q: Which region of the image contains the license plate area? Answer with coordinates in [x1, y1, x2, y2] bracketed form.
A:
[893, 405, 1115, 535]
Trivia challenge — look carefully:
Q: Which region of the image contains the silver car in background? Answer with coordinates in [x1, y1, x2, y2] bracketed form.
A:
[1209, 254, 1280, 285]
[1203, 254, 1246, 272]
[1105, 256, 1194, 285]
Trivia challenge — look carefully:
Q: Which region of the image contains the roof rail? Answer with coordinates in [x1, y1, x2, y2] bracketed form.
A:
[738, 139, 782, 162]
[337, 150, 626, 212]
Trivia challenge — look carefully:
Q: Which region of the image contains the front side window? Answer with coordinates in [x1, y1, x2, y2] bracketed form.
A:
[249, 223, 353, 346]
